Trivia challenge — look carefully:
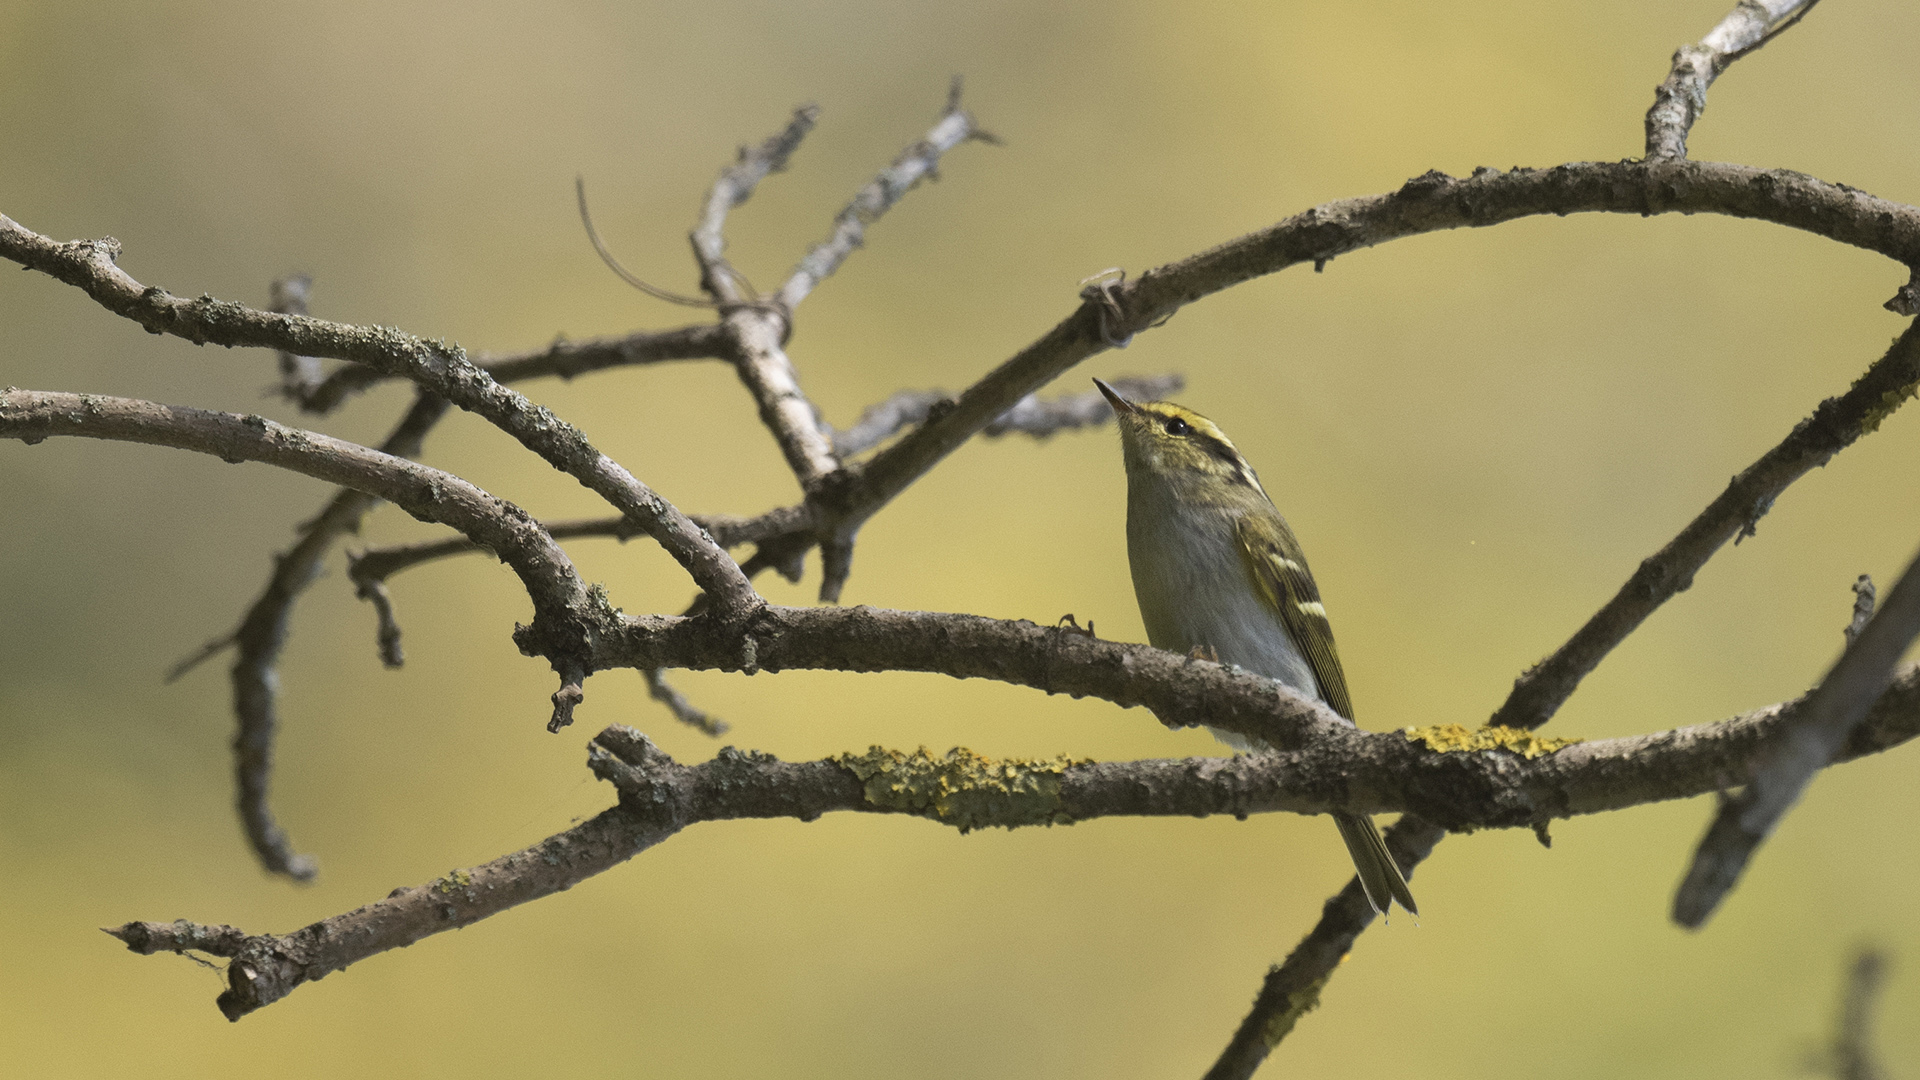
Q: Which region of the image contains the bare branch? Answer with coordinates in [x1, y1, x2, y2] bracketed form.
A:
[726, 312, 839, 487]
[300, 322, 732, 414]
[723, 86, 996, 503]
[644, 668, 728, 737]
[1673, 543, 1920, 928]
[113, 666, 1920, 1020]
[1490, 320, 1920, 733]
[1646, 0, 1822, 163]
[1809, 948, 1891, 1080]
[162, 393, 449, 876]
[345, 509, 790, 604]
[598, 603, 1920, 797]
[342, 374, 1168, 594]
[268, 275, 326, 407]
[690, 105, 820, 291]
[1203, 815, 1446, 1080]
[354, 576, 406, 668]
[221, 391, 449, 878]
[832, 374, 1183, 457]
[774, 76, 997, 313]
[14, 159, 1918, 618]
[829, 162, 1920, 591]
[0, 214, 758, 621]
[0, 390, 593, 642]
[110, 803, 679, 1021]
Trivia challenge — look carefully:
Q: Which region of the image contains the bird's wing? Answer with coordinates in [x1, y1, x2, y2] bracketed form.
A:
[1234, 512, 1355, 721]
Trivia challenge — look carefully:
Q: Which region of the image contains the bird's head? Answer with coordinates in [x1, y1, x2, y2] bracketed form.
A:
[1093, 377, 1267, 501]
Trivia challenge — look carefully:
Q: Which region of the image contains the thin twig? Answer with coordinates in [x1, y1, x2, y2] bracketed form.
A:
[300, 322, 732, 414]
[774, 76, 998, 313]
[147, 392, 443, 876]
[832, 374, 1183, 457]
[1809, 948, 1891, 1080]
[727, 84, 995, 505]
[341, 377, 1177, 594]
[644, 668, 728, 737]
[268, 275, 326, 407]
[0, 388, 627, 744]
[690, 105, 820, 295]
[1645, 0, 1822, 163]
[1673, 542, 1920, 927]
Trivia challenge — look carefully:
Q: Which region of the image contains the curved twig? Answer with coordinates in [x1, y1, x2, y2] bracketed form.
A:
[0, 390, 594, 645]
[0, 214, 757, 622]
[217, 390, 448, 878]
[576, 176, 723, 309]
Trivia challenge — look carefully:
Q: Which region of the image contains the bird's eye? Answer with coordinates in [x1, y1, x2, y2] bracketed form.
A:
[1163, 416, 1190, 436]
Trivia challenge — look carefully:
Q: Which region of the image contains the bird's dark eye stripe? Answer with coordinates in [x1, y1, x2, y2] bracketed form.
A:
[1163, 416, 1190, 435]
[1189, 432, 1243, 469]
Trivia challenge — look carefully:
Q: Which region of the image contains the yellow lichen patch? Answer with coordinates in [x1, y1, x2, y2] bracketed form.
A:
[1860, 376, 1920, 435]
[834, 746, 1088, 832]
[431, 868, 474, 894]
[1402, 724, 1580, 759]
[1260, 970, 1333, 1048]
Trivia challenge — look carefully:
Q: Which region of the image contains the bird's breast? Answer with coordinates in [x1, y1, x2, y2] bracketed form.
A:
[1124, 494, 1321, 701]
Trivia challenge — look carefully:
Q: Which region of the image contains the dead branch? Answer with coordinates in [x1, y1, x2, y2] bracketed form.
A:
[105, 662, 1920, 1021]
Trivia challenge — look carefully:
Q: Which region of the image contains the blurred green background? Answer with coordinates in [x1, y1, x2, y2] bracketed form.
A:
[3, 0, 1917, 1076]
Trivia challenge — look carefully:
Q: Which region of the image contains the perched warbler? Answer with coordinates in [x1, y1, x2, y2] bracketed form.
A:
[1094, 377, 1416, 918]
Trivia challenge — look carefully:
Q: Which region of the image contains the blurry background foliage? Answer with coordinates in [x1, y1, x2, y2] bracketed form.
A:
[2, 1, 1917, 1077]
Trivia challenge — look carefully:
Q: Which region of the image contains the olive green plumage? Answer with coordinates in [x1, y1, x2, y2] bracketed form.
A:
[1094, 377, 1417, 918]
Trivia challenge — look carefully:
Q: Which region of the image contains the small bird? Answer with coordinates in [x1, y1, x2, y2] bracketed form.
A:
[1094, 377, 1416, 918]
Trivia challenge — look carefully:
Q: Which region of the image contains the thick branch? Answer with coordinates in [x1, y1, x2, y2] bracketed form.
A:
[597, 604, 1920, 797]
[1491, 320, 1920, 732]
[1645, 0, 1821, 163]
[1673, 543, 1920, 927]
[824, 161, 1920, 577]
[113, 666, 1920, 1019]
[0, 214, 756, 618]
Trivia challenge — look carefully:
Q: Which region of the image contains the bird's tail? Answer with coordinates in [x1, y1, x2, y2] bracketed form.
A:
[1332, 811, 1418, 919]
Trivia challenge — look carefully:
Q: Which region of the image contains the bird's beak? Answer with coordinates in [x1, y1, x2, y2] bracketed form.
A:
[1092, 377, 1136, 415]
